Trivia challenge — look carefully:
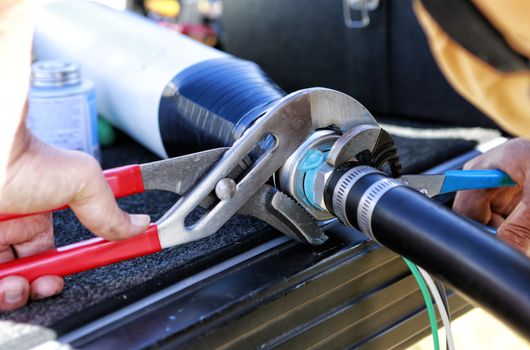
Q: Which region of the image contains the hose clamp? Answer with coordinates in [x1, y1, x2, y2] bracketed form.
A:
[357, 178, 403, 239]
[332, 166, 381, 226]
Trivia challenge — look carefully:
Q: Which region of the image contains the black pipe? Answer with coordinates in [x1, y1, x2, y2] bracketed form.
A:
[325, 170, 530, 337]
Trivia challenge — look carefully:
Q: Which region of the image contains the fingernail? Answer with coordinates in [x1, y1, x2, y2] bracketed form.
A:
[32, 292, 45, 301]
[4, 287, 22, 304]
[130, 214, 150, 228]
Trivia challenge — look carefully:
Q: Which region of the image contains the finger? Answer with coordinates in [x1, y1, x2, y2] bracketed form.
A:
[0, 276, 29, 311]
[0, 215, 49, 264]
[11, 213, 54, 258]
[453, 189, 494, 223]
[497, 202, 530, 256]
[30, 276, 64, 300]
[0, 214, 52, 246]
[4, 214, 65, 301]
[462, 156, 487, 170]
[68, 153, 150, 241]
[490, 187, 522, 217]
[488, 213, 505, 228]
[461, 139, 527, 185]
[0, 245, 15, 263]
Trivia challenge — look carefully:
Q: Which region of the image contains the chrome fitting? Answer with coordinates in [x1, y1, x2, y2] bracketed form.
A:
[312, 163, 335, 210]
[278, 130, 339, 221]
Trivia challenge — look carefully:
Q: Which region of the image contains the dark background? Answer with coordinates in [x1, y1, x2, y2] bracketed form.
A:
[221, 0, 497, 128]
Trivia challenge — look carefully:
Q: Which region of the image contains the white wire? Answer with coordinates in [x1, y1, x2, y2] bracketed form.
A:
[417, 266, 456, 350]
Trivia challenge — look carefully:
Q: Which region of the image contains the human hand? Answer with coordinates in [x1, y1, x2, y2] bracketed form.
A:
[0, 128, 151, 311]
[453, 138, 530, 256]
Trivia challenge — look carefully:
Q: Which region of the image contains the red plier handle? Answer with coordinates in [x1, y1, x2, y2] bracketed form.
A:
[0, 165, 162, 281]
[0, 226, 161, 281]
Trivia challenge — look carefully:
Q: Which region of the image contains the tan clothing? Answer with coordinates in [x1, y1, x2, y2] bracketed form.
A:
[414, 1, 530, 137]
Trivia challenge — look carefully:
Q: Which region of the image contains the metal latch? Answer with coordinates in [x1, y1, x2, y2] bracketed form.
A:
[343, 0, 380, 28]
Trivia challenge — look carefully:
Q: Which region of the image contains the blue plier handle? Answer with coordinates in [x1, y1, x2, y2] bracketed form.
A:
[400, 169, 517, 234]
[438, 169, 516, 194]
[400, 169, 516, 198]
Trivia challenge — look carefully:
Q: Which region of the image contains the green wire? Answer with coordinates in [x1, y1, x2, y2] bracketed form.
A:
[403, 257, 440, 350]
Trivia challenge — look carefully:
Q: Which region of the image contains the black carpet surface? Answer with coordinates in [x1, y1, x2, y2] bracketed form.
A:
[0, 120, 486, 332]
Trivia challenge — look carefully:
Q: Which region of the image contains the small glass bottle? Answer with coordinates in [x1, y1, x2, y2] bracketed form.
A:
[27, 61, 100, 161]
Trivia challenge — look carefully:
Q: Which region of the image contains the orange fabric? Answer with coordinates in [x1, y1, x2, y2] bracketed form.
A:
[414, 1, 530, 138]
[473, 0, 530, 59]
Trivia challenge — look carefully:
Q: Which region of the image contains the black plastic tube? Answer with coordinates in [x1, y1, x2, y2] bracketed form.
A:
[326, 171, 530, 337]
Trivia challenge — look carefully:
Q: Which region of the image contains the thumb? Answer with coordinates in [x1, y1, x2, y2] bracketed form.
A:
[69, 154, 150, 241]
[497, 201, 530, 256]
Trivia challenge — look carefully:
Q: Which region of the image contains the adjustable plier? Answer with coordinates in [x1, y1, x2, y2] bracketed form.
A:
[2, 87, 381, 281]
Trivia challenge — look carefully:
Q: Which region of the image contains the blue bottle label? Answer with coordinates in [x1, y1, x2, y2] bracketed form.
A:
[27, 94, 95, 155]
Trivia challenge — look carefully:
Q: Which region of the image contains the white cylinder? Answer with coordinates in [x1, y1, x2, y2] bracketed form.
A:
[33, 0, 228, 158]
